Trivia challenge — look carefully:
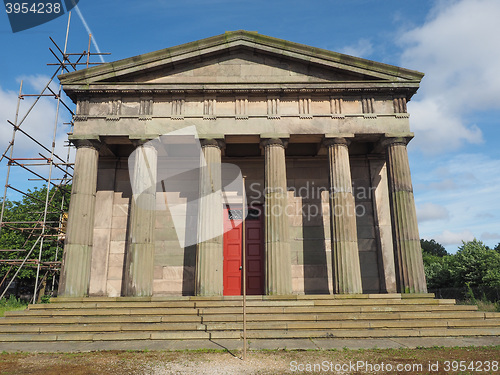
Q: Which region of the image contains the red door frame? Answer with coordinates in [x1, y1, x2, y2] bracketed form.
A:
[223, 206, 264, 295]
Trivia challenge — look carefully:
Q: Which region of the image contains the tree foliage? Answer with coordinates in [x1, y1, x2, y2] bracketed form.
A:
[451, 239, 500, 288]
[0, 185, 70, 281]
[422, 251, 453, 289]
[421, 239, 448, 257]
[422, 239, 500, 290]
[494, 243, 500, 254]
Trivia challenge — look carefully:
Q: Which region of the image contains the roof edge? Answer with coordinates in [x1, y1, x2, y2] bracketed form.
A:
[59, 30, 424, 84]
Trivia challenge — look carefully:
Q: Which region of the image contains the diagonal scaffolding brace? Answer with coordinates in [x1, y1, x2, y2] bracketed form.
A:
[0, 12, 110, 302]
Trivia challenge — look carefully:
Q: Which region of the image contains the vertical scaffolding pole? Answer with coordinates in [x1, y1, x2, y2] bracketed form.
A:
[242, 176, 247, 360]
[33, 13, 72, 303]
[0, 81, 23, 238]
[0, 10, 108, 302]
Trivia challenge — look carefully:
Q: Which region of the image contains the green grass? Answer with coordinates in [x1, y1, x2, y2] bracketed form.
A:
[458, 298, 500, 312]
[0, 296, 28, 317]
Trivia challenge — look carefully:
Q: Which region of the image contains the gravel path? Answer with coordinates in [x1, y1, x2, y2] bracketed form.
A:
[1, 346, 499, 374]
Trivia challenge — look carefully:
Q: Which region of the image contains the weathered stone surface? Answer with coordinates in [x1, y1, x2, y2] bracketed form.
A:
[59, 140, 100, 297]
[263, 138, 292, 295]
[384, 137, 427, 294]
[325, 138, 363, 294]
[194, 140, 224, 296]
[58, 32, 429, 300]
[123, 142, 158, 296]
[88, 229, 111, 296]
[369, 159, 397, 293]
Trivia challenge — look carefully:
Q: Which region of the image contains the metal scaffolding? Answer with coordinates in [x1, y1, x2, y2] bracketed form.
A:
[0, 13, 110, 303]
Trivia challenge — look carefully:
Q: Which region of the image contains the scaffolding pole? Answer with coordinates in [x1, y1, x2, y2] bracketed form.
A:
[0, 11, 110, 302]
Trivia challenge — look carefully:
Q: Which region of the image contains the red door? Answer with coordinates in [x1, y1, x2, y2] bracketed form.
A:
[223, 207, 264, 295]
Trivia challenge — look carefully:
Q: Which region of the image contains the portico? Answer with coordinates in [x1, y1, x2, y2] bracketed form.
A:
[57, 31, 427, 298]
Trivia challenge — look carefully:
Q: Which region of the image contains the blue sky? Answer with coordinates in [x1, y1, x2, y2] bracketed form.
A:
[1, 0, 499, 252]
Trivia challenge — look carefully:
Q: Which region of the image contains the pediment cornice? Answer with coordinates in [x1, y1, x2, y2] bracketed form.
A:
[59, 31, 424, 95]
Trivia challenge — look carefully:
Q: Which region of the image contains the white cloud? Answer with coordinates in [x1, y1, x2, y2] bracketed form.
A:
[400, 0, 500, 154]
[433, 229, 475, 246]
[18, 74, 58, 93]
[339, 38, 373, 58]
[476, 213, 495, 219]
[417, 202, 450, 222]
[414, 152, 500, 251]
[427, 178, 459, 191]
[0, 76, 74, 196]
[481, 232, 500, 241]
[407, 98, 482, 154]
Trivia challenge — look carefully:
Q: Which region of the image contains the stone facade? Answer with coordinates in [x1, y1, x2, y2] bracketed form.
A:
[58, 31, 427, 298]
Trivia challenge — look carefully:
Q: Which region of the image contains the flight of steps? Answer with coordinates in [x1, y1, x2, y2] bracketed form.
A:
[0, 293, 499, 345]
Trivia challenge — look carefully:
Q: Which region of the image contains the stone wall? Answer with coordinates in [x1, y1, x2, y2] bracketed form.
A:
[90, 155, 383, 297]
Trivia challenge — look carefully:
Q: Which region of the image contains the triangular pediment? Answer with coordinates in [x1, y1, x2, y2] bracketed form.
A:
[59, 30, 423, 88]
[114, 49, 380, 84]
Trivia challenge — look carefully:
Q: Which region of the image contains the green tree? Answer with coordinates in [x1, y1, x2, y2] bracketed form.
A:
[0, 185, 70, 284]
[494, 243, 500, 254]
[422, 251, 453, 289]
[449, 239, 500, 288]
[421, 239, 448, 257]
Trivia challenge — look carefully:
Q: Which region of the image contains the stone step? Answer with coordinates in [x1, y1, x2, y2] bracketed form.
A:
[197, 305, 478, 314]
[28, 298, 456, 310]
[0, 315, 202, 325]
[0, 322, 206, 334]
[48, 293, 436, 304]
[4, 317, 499, 335]
[1, 294, 497, 345]
[204, 319, 500, 331]
[0, 310, 491, 327]
[0, 326, 498, 343]
[2, 304, 484, 320]
[199, 311, 490, 322]
[1, 310, 494, 327]
[27, 300, 316, 309]
[5, 303, 477, 318]
[0, 331, 211, 342]
[241, 327, 500, 339]
[5, 307, 200, 317]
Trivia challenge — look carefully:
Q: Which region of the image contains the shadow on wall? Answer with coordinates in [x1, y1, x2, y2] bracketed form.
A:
[302, 197, 329, 294]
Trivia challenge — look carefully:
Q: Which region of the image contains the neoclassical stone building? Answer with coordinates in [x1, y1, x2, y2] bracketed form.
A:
[58, 31, 427, 298]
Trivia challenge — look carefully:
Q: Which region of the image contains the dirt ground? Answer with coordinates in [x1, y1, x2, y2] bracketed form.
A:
[0, 346, 499, 374]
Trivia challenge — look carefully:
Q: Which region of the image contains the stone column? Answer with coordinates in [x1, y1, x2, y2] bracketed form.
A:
[124, 140, 157, 296]
[262, 138, 292, 295]
[59, 139, 100, 297]
[325, 138, 363, 294]
[369, 159, 397, 293]
[383, 137, 427, 293]
[195, 139, 224, 296]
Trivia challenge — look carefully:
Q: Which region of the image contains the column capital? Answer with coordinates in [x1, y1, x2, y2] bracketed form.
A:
[323, 137, 351, 148]
[71, 138, 102, 151]
[130, 139, 157, 148]
[200, 138, 225, 149]
[381, 134, 414, 148]
[260, 137, 289, 149]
